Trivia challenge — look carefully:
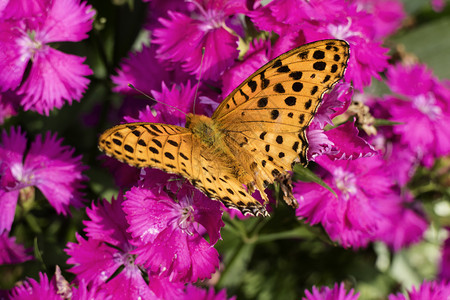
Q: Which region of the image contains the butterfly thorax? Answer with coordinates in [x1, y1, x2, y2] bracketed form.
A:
[186, 114, 224, 148]
[186, 113, 252, 181]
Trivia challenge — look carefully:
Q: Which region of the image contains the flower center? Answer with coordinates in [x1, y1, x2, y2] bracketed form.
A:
[333, 167, 357, 200]
[412, 93, 442, 120]
[189, 0, 225, 30]
[177, 204, 195, 235]
[327, 18, 363, 40]
[17, 30, 45, 62]
[2, 163, 33, 191]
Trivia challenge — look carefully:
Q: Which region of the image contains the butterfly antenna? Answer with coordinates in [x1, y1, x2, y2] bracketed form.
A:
[128, 84, 187, 116]
[192, 47, 205, 115]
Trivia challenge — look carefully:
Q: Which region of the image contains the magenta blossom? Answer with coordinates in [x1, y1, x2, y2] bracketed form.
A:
[122, 80, 217, 127]
[303, 282, 360, 300]
[111, 44, 191, 96]
[251, 0, 390, 91]
[304, 83, 376, 161]
[375, 191, 428, 251]
[152, 0, 247, 80]
[383, 63, 450, 166]
[66, 194, 181, 299]
[0, 0, 94, 115]
[0, 231, 33, 264]
[9, 273, 61, 300]
[294, 155, 394, 248]
[0, 127, 86, 232]
[388, 280, 450, 300]
[8, 272, 111, 300]
[123, 184, 223, 282]
[351, 0, 405, 38]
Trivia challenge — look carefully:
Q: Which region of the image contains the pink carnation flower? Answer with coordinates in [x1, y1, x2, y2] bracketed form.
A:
[303, 282, 360, 300]
[0, 0, 94, 115]
[294, 155, 394, 248]
[305, 84, 376, 161]
[123, 184, 223, 282]
[250, 0, 390, 91]
[8, 272, 111, 300]
[351, 0, 405, 38]
[152, 0, 247, 80]
[66, 194, 181, 299]
[0, 231, 33, 264]
[384, 63, 450, 166]
[388, 280, 450, 300]
[111, 44, 191, 96]
[0, 127, 87, 232]
[375, 191, 428, 251]
[8, 273, 61, 300]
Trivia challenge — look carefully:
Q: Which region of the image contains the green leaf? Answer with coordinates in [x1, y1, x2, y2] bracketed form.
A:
[391, 17, 450, 79]
[217, 242, 255, 289]
[293, 164, 337, 198]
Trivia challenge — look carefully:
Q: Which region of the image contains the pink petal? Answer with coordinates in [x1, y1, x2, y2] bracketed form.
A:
[39, 0, 94, 43]
[0, 22, 29, 91]
[0, 232, 33, 264]
[325, 120, 377, 160]
[84, 194, 132, 248]
[9, 273, 60, 300]
[65, 233, 120, 287]
[0, 0, 50, 19]
[25, 131, 87, 214]
[0, 190, 19, 233]
[18, 47, 92, 115]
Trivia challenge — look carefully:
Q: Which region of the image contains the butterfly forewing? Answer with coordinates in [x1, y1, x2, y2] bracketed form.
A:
[98, 123, 196, 178]
[99, 122, 269, 216]
[213, 39, 349, 190]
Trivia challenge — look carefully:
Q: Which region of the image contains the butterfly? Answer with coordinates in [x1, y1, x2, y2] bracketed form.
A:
[98, 39, 350, 217]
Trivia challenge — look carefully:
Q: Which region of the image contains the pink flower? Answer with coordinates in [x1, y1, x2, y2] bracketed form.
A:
[384, 63, 450, 166]
[0, 127, 87, 232]
[0, 232, 33, 264]
[375, 191, 428, 251]
[303, 282, 360, 300]
[152, 0, 247, 80]
[8, 273, 61, 300]
[8, 272, 112, 300]
[0, 0, 94, 115]
[431, 0, 446, 12]
[66, 194, 180, 299]
[351, 0, 405, 38]
[305, 84, 376, 161]
[111, 44, 190, 96]
[123, 185, 223, 282]
[122, 80, 217, 127]
[388, 280, 450, 300]
[294, 155, 394, 248]
[251, 0, 391, 91]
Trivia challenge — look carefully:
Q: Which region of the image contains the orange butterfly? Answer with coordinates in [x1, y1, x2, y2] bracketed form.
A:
[99, 39, 350, 216]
